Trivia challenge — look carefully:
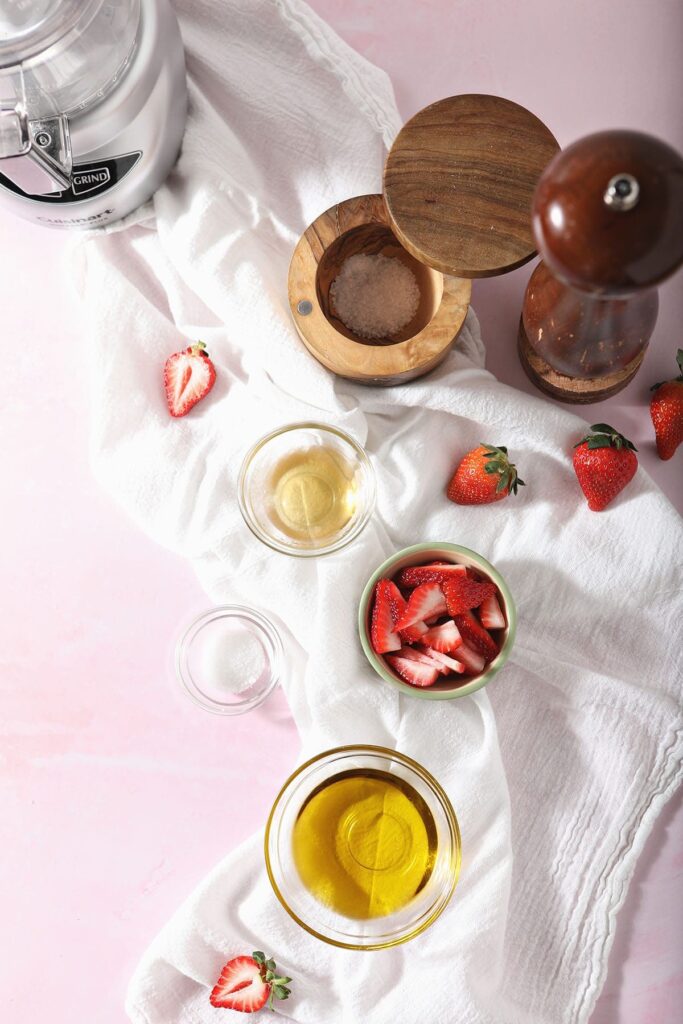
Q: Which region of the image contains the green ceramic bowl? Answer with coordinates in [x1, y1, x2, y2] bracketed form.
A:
[358, 542, 516, 700]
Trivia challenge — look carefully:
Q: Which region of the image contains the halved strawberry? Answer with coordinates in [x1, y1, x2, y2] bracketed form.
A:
[386, 654, 440, 688]
[443, 577, 495, 616]
[396, 563, 467, 588]
[164, 341, 216, 417]
[395, 583, 447, 630]
[479, 593, 506, 630]
[422, 619, 462, 653]
[210, 952, 292, 1013]
[453, 611, 498, 661]
[371, 579, 402, 655]
[418, 645, 465, 673]
[456, 641, 486, 674]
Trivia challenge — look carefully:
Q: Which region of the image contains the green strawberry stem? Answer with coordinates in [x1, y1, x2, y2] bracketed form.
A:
[479, 443, 525, 495]
[651, 348, 683, 390]
[190, 340, 208, 357]
[252, 951, 292, 1010]
[575, 424, 638, 452]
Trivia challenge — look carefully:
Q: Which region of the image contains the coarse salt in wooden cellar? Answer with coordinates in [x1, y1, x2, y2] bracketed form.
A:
[288, 94, 559, 385]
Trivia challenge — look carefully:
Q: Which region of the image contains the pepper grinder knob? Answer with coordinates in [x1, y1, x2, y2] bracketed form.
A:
[532, 130, 683, 294]
[519, 130, 683, 402]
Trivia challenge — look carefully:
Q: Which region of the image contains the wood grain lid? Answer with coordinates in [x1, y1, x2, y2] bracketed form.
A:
[383, 94, 560, 278]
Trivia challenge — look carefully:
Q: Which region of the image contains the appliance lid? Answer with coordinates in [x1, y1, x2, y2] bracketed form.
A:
[0, 0, 140, 123]
[0, 0, 103, 68]
[383, 94, 560, 279]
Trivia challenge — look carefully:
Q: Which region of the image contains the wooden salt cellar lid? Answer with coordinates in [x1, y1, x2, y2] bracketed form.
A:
[384, 94, 560, 278]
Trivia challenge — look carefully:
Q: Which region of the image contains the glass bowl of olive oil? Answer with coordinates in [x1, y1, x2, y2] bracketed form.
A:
[238, 422, 376, 556]
[264, 745, 461, 950]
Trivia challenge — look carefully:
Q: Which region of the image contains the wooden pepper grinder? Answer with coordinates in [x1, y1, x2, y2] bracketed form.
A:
[518, 130, 683, 402]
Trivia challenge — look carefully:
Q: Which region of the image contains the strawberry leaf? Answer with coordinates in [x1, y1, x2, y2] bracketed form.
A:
[590, 423, 617, 433]
[579, 424, 637, 452]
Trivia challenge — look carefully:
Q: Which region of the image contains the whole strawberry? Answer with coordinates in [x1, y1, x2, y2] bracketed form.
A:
[446, 444, 524, 506]
[650, 349, 683, 460]
[573, 424, 638, 511]
[164, 340, 216, 417]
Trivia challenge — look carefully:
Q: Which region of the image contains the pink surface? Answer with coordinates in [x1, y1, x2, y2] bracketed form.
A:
[1, 2, 681, 1022]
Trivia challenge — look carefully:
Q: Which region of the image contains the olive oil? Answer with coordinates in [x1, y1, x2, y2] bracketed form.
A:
[292, 769, 438, 920]
[267, 445, 357, 542]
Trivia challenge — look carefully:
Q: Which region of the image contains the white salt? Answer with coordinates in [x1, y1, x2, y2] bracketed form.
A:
[201, 623, 265, 695]
[330, 253, 421, 339]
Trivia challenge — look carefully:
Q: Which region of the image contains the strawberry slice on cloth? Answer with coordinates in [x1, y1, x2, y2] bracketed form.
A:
[210, 951, 292, 1013]
[164, 341, 216, 417]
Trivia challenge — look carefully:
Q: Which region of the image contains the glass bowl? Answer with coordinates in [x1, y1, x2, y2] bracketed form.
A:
[175, 605, 283, 715]
[237, 422, 376, 556]
[358, 542, 516, 700]
[264, 745, 461, 950]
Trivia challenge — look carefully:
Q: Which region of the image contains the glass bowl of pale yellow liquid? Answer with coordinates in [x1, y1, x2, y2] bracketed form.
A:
[238, 422, 376, 556]
[264, 745, 461, 950]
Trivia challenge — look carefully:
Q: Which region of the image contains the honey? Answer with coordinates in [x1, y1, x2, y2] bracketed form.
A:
[266, 445, 357, 542]
[292, 768, 437, 920]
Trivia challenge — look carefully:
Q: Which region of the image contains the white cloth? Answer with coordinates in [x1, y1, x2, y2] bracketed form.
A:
[73, 2, 683, 1022]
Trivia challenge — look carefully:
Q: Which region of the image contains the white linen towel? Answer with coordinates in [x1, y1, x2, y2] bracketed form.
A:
[73, 2, 683, 1022]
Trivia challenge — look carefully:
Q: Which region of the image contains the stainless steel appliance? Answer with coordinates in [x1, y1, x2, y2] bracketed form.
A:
[0, 0, 187, 228]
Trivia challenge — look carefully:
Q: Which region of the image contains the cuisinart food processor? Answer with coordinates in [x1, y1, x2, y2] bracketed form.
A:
[0, 0, 187, 228]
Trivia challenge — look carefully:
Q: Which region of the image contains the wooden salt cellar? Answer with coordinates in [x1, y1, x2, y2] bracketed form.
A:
[519, 130, 683, 403]
[289, 94, 559, 386]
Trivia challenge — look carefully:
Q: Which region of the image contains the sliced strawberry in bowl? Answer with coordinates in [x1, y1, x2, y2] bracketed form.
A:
[395, 583, 447, 630]
[422, 619, 462, 653]
[417, 645, 465, 674]
[385, 654, 441, 688]
[399, 620, 429, 644]
[443, 577, 495, 617]
[395, 646, 446, 671]
[370, 579, 401, 655]
[360, 546, 514, 698]
[479, 593, 506, 630]
[453, 611, 499, 661]
[456, 641, 487, 675]
[396, 562, 467, 588]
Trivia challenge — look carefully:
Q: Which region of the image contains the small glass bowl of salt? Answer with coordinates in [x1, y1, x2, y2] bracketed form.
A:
[175, 606, 283, 715]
